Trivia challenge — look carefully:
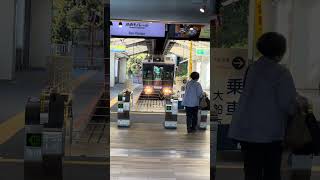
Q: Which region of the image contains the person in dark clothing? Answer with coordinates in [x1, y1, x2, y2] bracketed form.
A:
[229, 32, 297, 180]
[182, 72, 204, 133]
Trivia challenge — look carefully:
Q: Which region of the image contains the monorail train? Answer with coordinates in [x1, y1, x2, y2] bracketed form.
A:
[140, 62, 175, 99]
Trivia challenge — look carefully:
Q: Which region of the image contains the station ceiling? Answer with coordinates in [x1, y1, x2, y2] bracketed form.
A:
[111, 38, 210, 59]
[110, 0, 216, 24]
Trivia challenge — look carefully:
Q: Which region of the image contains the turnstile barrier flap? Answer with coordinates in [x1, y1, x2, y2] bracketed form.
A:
[25, 97, 41, 125]
[40, 112, 49, 124]
[42, 130, 65, 155]
[47, 93, 64, 128]
[118, 93, 123, 101]
[123, 102, 130, 111]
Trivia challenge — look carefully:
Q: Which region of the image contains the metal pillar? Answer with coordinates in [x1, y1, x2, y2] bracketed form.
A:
[188, 41, 193, 75]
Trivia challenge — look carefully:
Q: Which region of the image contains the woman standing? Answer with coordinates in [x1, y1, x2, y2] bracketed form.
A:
[229, 32, 297, 180]
[182, 72, 204, 133]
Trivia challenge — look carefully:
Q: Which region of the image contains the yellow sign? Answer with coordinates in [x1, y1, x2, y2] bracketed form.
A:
[111, 45, 126, 52]
[255, 0, 263, 57]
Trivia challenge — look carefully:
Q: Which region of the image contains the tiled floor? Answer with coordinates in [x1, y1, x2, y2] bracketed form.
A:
[110, 122, 210, 179]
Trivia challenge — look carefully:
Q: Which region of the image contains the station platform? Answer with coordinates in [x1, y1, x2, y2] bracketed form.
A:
[110, 120, 210, 180]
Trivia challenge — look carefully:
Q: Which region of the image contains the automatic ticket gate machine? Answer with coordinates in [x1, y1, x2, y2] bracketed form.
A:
[24, 93, 66, 179]
[117, 90, 132, 127]
[24, 98, 43, 166]
[164, 98, 178, 129]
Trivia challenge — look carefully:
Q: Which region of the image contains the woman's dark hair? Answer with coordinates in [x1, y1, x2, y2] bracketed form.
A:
[257, 32, 287, 59]
[190, 72, 200, 80]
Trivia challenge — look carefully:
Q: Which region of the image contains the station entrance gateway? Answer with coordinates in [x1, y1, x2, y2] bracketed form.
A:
[110, 23, 210, 113]
[109, 19, 211, 179]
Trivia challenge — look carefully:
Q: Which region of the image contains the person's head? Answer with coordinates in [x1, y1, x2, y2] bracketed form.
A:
[190, 72, 200, 81]
[257, 32, 287, 62]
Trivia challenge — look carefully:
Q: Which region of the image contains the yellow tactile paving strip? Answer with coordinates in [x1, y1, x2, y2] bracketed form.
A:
[110, 97, 118, 108]
[0, 112, 25, 144]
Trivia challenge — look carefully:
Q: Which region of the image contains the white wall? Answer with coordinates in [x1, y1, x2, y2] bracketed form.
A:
[119, 58, 127, 84]
[0, 0, 16, 80]
[110, 51, 115, 87]
[196, 56, 210, 90]
[289, 0, 320, 89]
[265, 0, 320, 89]
[29, 0, 52, 68]
[16, 0, 25, 49]
[268, 0, 320, 119]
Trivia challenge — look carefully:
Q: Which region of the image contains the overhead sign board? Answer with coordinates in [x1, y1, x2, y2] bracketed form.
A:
[111, 21, 166, 38]
[199, 25, 211, 39]
[169, 24, 210, 40]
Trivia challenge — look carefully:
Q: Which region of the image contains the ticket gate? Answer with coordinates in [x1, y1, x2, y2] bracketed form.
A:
[24, 93, 66, 180]
[164, 99, 178, 129]
[117, 90, 132, 127]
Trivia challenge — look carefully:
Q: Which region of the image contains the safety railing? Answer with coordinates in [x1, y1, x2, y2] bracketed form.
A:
[51, 43, 72, 56]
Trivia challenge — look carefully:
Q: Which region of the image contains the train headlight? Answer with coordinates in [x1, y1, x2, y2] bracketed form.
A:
[163, 87, 172, 95]
[144, 86, 153, 94]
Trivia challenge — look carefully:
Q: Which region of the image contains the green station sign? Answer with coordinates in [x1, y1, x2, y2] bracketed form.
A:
[26, 133, 42, 147]
[196, 48, 209, 56]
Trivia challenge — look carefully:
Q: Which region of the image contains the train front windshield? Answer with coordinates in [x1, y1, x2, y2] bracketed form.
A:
[142, 63, 174, 88]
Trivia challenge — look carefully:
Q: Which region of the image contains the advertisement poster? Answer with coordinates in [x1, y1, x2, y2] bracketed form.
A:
[173, 24, 210, 39]
[111, 21, 166, 38]
[211, 48, 248, 124]
[199, 25, 211, 39]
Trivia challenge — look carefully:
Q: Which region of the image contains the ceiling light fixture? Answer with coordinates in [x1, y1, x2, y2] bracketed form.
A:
[119, 22, 123, 28]
[200, 5, 206, 13]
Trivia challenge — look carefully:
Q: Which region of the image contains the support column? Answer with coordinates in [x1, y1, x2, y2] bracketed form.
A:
[289, 0, 318, 89]
[29, 0, 52, 69]
[261, 0, 277, 32]
[0, 0, 16, 80]
[119, 58, 127, 84]
[200, 58, 210, 90]
[188, 41, 193, 75]
[248, 0, 256, 63]
[110, 51, 115, 87]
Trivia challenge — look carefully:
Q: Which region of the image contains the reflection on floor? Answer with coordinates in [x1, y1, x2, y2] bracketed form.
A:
[110, 122, 210, 180]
